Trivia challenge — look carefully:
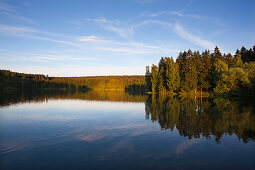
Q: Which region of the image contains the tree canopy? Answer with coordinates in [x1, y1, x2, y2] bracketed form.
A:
[146, 45, 255, 96]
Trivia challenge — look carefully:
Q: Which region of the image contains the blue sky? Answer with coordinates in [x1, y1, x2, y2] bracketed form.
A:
[0, 0, 254, 76]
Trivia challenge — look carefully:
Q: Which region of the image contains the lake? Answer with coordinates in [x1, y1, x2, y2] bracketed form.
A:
[0, 90, 255, 169]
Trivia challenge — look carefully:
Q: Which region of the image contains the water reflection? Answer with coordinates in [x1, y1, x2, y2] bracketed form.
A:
[0, 90, 255, 169]
[0, 89, 147, 106]
[145, 95, 255, 143]
[1, 90, 255, 144]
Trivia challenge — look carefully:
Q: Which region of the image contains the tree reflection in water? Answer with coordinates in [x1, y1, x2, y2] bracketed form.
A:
[145, 95, 255, 143]
[1, 89, 254, 144]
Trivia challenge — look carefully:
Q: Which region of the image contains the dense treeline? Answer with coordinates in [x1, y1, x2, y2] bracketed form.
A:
[145, 95, 255, 143]
[146, 46, 255, 96]
[0, 70, 146, 91]
[0, 70, 88, 90]
[70, 75, 145, 90]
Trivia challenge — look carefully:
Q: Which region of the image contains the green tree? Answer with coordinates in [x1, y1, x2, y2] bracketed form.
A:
[183, 50, 198, 93]
[231, 53, 243, 68]
[210, 46, 223, 88]
[158, 57, 167, 94]
[215, 68, 249, 94]
[150, 64, 158, 94]
[165, 57, 180, 93]
[199, 50, 211, 94]
[225, 53, 233, 67]
[244, 62, 255, 96]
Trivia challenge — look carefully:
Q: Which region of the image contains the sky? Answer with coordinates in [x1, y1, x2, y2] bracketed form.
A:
[0, 0, 254, 76]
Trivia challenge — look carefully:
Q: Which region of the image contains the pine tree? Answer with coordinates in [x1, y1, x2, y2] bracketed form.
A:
[210, 46, 223, 88]
[199, 50, 211, 94]
[150, 64, 158, 94]
[158, 57, 167, 94]
[165, 57, 180, 93]
[231, 53, 243, 68]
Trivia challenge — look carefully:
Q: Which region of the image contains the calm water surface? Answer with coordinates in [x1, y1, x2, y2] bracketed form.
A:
[0, 90, 255, 169]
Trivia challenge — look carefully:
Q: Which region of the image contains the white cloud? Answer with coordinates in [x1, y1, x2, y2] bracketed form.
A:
[104, 25, 133, 39]
[150, 11, 183, 17]
[174, 23, 215, 50]
[0, 11, 36, 24]
[131, 19, 172, 31]
[85, 18, 130, 37]
[0, 24, 80, 47]
[0, 24, 36, 35]
[79, 35, 176, 55]
[79, 35, 111, 44]
[149, 10, 207, 21]
[0, 23, 176, 58]
[86, 17, 112, 24]
[0, 2, 36, 24]
[0, 52, 102, 63]
[85, 17, 172, 39]
[0, 2, 16, 13]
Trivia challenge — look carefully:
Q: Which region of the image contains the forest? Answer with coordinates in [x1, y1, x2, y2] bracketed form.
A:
[1, 45, 255, 97]
[0, 70, 145, 92]
[146, 46, 255, 97]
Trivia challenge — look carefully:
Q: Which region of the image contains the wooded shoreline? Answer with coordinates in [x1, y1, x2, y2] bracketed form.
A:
[1, 45, 254, 97]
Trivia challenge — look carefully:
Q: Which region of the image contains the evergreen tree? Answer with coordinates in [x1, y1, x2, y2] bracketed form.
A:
[176, 52, 186, 89]
[150, 64, 158, 94]
[182, 50, 198, 92]
[165, 57, 180, 93]
[231, 53, 243, 68]
[225, 53, 233, 67]
[210, 46, 223, 88]
[199, 50, 211, 93]
[158, 57, 167, 94]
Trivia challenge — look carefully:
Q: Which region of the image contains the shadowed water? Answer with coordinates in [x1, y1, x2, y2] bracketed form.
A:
[0, 90, 254, 169]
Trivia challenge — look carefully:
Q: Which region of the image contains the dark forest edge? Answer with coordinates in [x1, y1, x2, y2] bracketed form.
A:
[0, 70, 146, 93]
[145, 45, 255, 97]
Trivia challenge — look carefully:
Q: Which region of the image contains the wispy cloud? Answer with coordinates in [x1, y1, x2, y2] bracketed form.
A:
[0, 24, 36, 35]
[181, 0, 195, 12]
[85, 17, 116, 24]
[78, 35, 107, 43]
[86, 17, 132, 38]
[104, 25, 133, 39]
[174, 23, 215, 50]
[79, 35, 176, 54]
[0, 2, 36, 24]
[0, 11, 36, 24]
[0, 2, 16, 13]
[150, 11, 183, 17]
[131, 19, 172, 30]
[0, 23, 176, 57]
[0, 24, 80, 47]
[150, 10, 206, 21]
[149, 0, 207, 20]
[85, 17, 172, 39]
[1, 52, 101, 63]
